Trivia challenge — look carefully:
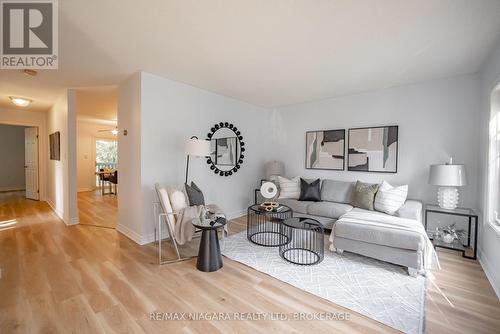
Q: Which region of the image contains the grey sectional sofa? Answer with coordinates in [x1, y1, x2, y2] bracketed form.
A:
[278, 179, 426, 274]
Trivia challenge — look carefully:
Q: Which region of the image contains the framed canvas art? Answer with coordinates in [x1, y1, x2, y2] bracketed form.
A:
[347, 126, 398, 173]
[305, 129, 345, 170]
[49, 131, 60, 161]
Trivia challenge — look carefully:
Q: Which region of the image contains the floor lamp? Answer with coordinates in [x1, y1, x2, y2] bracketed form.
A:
[185, 136, 211, 185]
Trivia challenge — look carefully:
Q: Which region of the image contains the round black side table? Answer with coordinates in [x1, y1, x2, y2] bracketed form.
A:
[247, 204, 293, 247]
[192, 217, 226, 272]
[280, 217, 324, 265]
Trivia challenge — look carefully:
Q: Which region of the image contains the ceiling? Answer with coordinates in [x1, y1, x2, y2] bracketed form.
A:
[75, 86, 117, 123]
[1, 0, 500, 110]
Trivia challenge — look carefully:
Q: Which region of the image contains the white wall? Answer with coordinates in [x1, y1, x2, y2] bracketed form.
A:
[46, 91, 79, 225]
[274, 74, 480, 208]
[76, 120, 116, 192]
[117, 72, 144, 242]
[478, 40, 500, 298]
[117, 71, 271, 244]
[0, 124, 27, 191]
[0, 108, 47, 199]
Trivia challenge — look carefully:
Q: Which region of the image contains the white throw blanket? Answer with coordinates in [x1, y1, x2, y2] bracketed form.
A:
[175, 204, 226, 245]
[329, 209, 440, 270]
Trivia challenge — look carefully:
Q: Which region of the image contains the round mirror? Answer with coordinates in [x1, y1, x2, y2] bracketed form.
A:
[206, 122, 245, 177]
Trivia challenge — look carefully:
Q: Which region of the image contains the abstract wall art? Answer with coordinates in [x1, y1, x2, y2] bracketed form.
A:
[49, 131, 60, 161]
[305, 129, 345, 170]
[348, 126, 398, 173]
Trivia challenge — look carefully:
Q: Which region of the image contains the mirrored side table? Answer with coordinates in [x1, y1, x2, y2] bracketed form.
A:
[424, 204, 478, 260]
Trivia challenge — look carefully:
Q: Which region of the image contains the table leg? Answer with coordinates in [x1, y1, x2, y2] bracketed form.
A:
[467, 216, 471, 247]
[196, 229, 223, 272]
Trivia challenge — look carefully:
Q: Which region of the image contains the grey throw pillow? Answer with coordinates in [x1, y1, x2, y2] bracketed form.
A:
[350, 181, 379, 210]
[185, 182, 205, 206]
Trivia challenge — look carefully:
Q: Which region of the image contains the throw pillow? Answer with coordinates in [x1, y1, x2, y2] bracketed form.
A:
[299, 178, 321, 202]
[374, 180, 408, 215]
[168, 187, 188, 213]
[158, 186, 176, 227]
[277, 176, 300, 199]
[350, 181, 379, 210]
[185, 182, 205, 206]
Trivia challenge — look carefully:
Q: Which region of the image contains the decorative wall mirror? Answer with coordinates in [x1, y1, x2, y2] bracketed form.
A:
[206, 122, 245, 176]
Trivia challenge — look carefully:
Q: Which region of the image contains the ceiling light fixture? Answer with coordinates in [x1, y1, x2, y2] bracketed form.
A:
[111, 129, 118, 135]
[9, 96, 32, 107]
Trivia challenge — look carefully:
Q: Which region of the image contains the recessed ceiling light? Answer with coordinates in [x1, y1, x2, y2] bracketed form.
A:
[9, 96, 32, 107]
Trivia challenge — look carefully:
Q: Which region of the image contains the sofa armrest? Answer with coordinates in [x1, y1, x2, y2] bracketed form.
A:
[395, 200, 423, 222]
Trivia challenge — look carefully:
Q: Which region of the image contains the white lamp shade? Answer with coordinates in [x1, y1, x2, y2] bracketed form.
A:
[185, 138, 211, 157]
[428, 164, 467, 187]
[265, 161, 285, 178]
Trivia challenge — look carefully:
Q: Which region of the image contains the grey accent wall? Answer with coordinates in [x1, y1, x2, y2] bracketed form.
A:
[0, 124, 27, 191]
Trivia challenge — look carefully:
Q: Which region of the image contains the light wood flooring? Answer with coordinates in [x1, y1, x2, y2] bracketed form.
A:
[78, 190, 117, 229]
[1, 191, 499, 333]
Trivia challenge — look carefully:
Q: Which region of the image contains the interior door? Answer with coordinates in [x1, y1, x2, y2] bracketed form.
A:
[25, 127, 39, 200]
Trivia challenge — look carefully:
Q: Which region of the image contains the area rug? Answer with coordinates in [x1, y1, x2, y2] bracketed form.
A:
[222, 231, 426, 334]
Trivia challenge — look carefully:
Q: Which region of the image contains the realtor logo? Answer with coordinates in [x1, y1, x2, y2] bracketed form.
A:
[1, 0, 58, 69]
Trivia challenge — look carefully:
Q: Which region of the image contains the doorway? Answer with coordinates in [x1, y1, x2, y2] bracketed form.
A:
[75, 86, 118, 229]
[0, 124, 39, 200]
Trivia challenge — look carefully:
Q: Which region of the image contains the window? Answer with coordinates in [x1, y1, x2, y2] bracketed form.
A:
[95, 138, 117, 187]
[487, 88, 500, 229]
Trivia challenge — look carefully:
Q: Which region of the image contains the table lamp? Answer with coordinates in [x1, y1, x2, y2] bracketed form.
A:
[428, 159, 467, 210]
[265, 161, 285, 181]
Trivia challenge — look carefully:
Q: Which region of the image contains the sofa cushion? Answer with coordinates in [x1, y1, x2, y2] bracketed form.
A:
[374, 180, 408, 215]
[321, 180, 354, 204]
[307, 202, 353, 219]
[350, 181, 379, 210]
[334, 209, 425, 251]
[299, 178, 321, 202]
[278, 198, 313, 214]
[277, 176, 300, 199]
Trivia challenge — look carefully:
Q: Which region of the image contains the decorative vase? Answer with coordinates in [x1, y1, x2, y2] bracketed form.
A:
[437, 186, 459, 210]
[442, 234, 454, 244]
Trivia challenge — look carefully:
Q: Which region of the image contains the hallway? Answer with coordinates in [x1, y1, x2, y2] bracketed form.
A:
[78, 190, 117, 229]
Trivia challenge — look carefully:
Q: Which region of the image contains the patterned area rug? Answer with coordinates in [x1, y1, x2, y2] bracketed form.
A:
[222, 231, 425, 334]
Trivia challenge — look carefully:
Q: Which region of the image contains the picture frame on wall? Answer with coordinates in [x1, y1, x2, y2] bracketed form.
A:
[347, 125, 398, 173]
[49, 131, 60, 161]
[305, 129, 345, 170]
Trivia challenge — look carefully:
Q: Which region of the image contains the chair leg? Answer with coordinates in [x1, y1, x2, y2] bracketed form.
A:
[158, 213, 194, 265]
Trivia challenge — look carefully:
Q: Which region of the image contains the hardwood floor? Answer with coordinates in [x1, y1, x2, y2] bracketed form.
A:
[78, 190, 117, 229]
[1, 191, 499, 333]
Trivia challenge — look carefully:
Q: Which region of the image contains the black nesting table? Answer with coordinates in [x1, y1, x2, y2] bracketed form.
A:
[247, 204, 293, 247]
[280, 217, 324, 265]
[192, 217, 226, 272]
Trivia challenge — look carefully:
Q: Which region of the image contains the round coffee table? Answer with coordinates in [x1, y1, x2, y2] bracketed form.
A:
[280, 217, 324, 265]
[192, 217, 226, 272]
[247, 204, 293, 247]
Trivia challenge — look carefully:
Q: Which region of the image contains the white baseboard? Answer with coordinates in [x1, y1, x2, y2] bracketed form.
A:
[66, 217, 80, 226]
[46, 199, 79, 226]
[0, 186, 25, 192]
[478, 248, 500, 299]
[227, 209, 247, 220]
[116, 223, 147, 245]
[46, 199, 64, 220]
[117, 208, 247, 246]
[78, 187, 94, 192]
